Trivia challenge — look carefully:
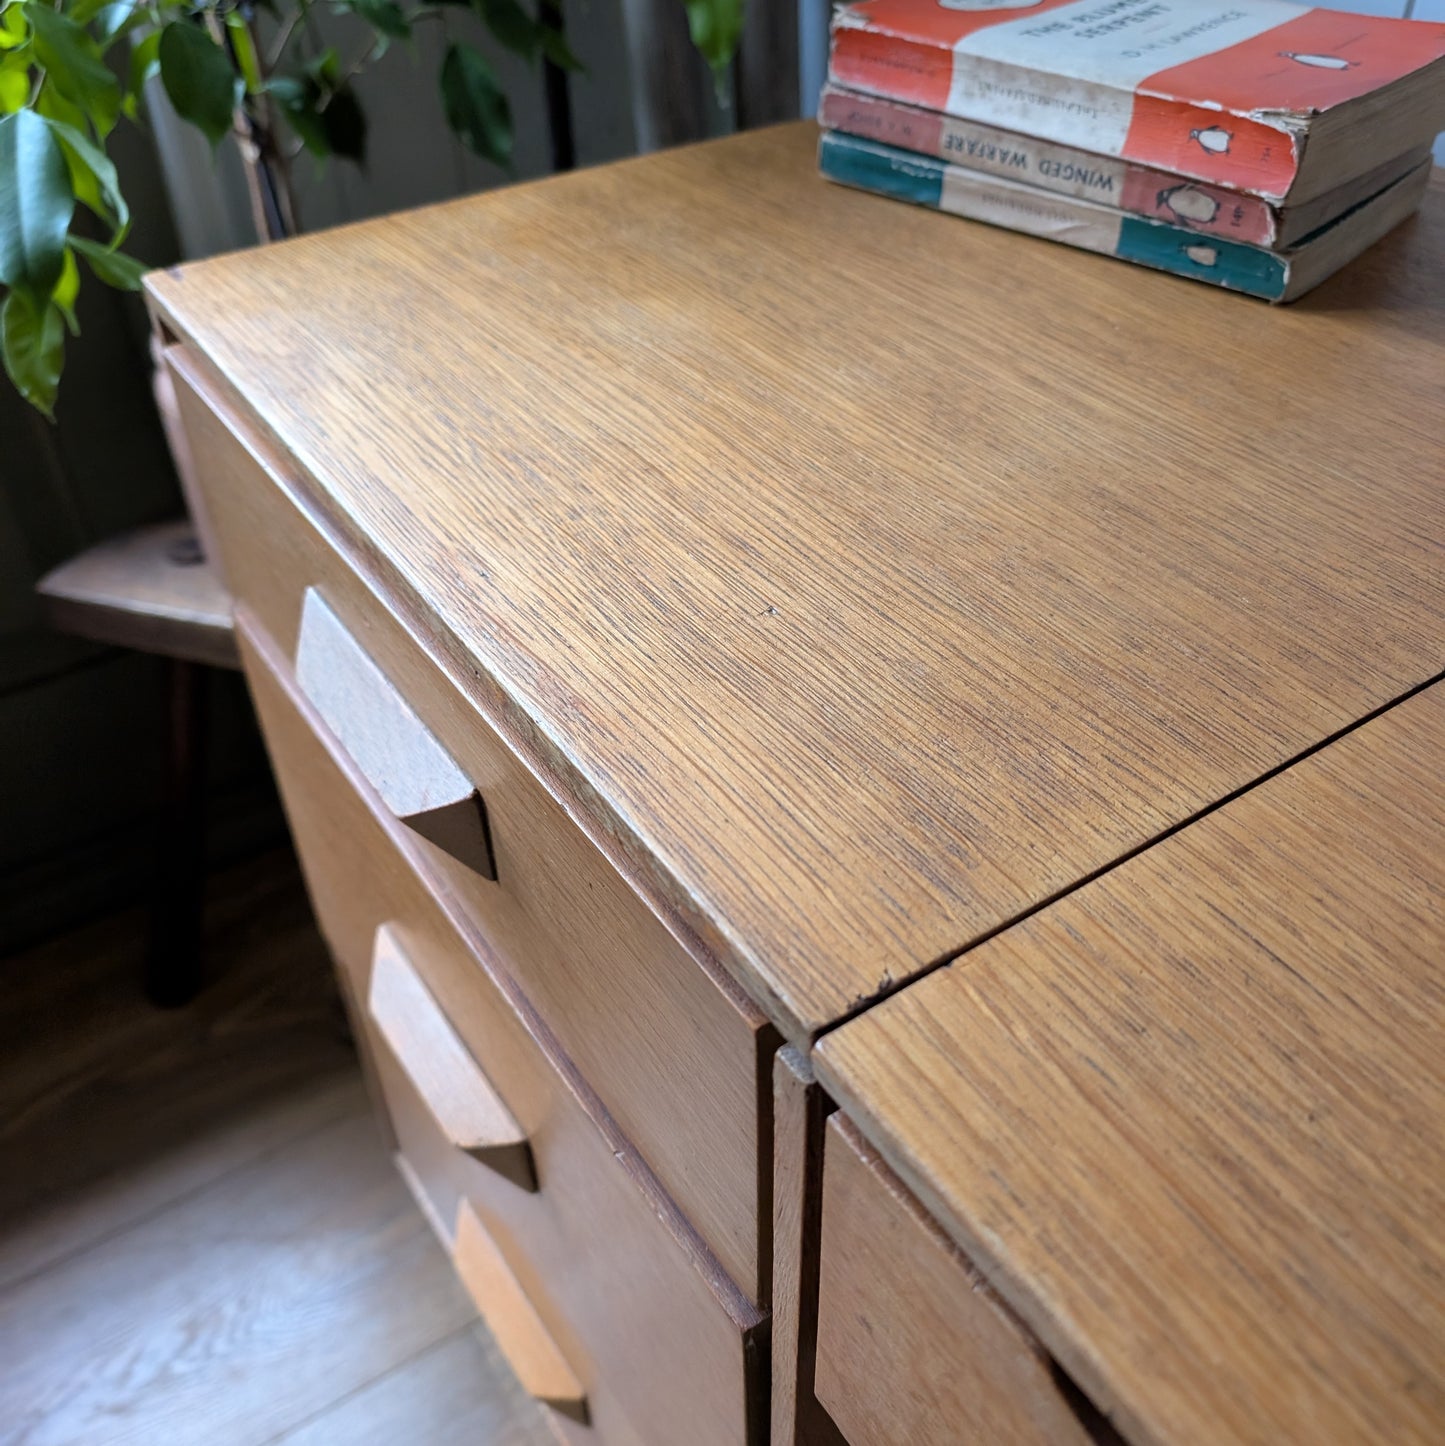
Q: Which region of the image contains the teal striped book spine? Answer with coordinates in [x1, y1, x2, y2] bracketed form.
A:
[819, 130, 1290, 301]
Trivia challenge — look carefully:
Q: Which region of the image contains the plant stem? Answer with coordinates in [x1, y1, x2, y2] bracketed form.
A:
[265, 0, 310, 71]
[540, 0, 574, 173]
[205, 8, 297, 240]
[332, 41, 374, 97]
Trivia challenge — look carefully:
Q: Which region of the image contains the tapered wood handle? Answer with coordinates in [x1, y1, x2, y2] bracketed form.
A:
[368, 924, 535, 1191]
[454, 1201, 588, 1423]
[296, 587, 496, 878]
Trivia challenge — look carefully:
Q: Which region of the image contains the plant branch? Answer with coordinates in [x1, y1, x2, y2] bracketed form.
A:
[265, 0, 310, 72]
[333, 41, 374, 96]
[201, 7, 296, 240]
[332, 7, 449, 93]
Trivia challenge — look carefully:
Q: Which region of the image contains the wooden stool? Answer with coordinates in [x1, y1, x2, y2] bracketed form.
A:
[37, 519, 239, 1007]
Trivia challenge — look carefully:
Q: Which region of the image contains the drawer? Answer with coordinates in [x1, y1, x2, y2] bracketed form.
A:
[169, 343, 772, 1303]
[815, 1117, 1099, 1446]
[238, 608, 765, 1446]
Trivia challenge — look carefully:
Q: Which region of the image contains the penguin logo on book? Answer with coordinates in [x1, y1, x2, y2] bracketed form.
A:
[1183, 243, 1219, 267]
[1156, 184, 1220, 226]
[938, 0, 1044, 10]
[1189, 125, 1232, 156]
[1279, 51, 1358, 69]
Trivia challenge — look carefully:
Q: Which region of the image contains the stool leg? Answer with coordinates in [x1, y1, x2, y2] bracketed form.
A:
[146, 658, 209, 1007]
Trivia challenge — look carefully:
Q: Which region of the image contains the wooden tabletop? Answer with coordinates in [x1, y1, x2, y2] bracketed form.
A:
[146, 126, 1445, 1041]
[816, 680, 1445, 1446]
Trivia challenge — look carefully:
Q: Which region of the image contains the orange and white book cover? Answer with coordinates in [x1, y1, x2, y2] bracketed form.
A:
[830, 0, 1445, 200]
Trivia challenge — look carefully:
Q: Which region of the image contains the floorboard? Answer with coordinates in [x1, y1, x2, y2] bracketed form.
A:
[270, 1327, 552, 1446]
[0, 850, 554, 1446]
[0, 851, 356, 1289]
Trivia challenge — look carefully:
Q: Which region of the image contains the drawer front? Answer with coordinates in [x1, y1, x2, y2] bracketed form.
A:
[815, 1117, 1096, 1446]
[239, 609, 764, 1446]
[170, 343, 770, 1304]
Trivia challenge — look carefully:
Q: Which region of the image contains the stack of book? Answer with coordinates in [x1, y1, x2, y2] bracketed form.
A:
[819, 0, 1445, 301]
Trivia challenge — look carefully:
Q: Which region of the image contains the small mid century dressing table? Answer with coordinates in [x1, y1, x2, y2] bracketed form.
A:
[145, 122, 1444, 1444]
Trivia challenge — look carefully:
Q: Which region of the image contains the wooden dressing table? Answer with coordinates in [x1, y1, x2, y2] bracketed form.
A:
[146, 122, 1444, 1444]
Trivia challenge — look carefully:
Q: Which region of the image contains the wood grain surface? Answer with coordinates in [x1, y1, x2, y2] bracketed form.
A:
[271, 1329, 554, 1446]
[36, 518, 238, 669]
[297, 589, 497, 879]
[0, 1107, 480, 1446]
[770, 1046, 847, 1446]
[170, 346, 774, 1302]
[0, 853, 356, 1295]
[0, 852, 550, 1446]
[816, 681, 1445, 1446]
[239, 609, 768, 1446]
[368, 924, 534, 1190]
[148, 130, 1445, 1039]
[453, 1200, 587, 1420]
[815, 1116, 1096, 1446]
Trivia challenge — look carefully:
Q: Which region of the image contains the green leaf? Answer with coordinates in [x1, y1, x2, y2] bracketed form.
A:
[40, 114, 128, 241]
[538, 24, 582, 73]
[36, 81, 87, 132]
[53, 244, 80, 334]
[0, 109, 75, 306]
[343, 0, 410, 41]
[440, 42, 510, 167]
[91, 0, 143, 46]
[1, 288, 65, 417]
[72, 232, 146, 288]
[25, 1, 123, 136]
[0, 5, 27, 49]
[270, 73, 327, 158]
[305, 45, 340, 87]
[67, 0, 119, 26]
[159, 20, 240, 147]
[127, 27, 160, 97]
[0, 62, 26, 114]
[323, 83, 366, 163]
[683, 0, 741, 86]
[476, 0, 537, 60]
[271, 71, 367, 164]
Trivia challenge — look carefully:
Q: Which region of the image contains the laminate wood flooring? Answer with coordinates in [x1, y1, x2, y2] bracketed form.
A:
[0, 850, 553, 1446]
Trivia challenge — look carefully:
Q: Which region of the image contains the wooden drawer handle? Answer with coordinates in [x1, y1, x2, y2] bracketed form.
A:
[368, 924, 536, 1191]
[296, 587, 496, 878]
[454, 1200, 589, 1424]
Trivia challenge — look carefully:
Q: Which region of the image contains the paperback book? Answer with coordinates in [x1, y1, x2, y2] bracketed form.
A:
[818, 129, 1431, 301]
[829, 0, 1445, 204]
[818, 82, 1431, 247]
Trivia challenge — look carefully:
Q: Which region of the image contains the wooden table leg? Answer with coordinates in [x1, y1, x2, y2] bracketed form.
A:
[146, 658, 209, 1007]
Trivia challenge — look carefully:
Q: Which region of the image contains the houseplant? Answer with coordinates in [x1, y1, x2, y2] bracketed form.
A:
[0, 0, 742, 416]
